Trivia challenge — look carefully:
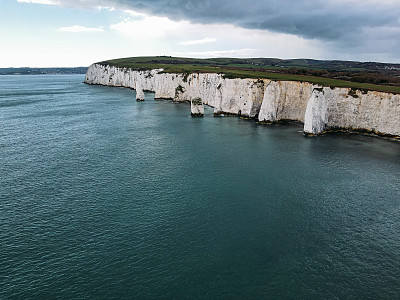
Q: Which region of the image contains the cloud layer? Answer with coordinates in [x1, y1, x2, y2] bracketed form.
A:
[48, 0, 400, 42]
[17, 0, 58, 4]
[59, 25, 104, 32]
[17, 0, 400, 62]
[180, 38, 217, 46]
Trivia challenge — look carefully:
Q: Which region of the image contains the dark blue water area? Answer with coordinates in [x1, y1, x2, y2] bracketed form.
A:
[1, 75, 400, 299]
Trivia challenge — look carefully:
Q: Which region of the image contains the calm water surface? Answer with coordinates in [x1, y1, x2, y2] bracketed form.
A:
[1, 75, 400, 299]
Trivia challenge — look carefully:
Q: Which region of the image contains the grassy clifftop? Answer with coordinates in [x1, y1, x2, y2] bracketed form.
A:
[99, 56, 400, 94]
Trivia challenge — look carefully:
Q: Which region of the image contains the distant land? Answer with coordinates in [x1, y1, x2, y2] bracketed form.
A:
[100, 56, 400, 94]
[0, 67, 88, 75]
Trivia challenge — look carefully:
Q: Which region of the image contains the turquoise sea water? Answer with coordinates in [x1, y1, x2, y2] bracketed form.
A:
[1, 75, 400, 299]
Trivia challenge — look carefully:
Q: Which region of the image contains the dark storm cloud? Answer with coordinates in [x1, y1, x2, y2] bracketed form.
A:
[57, 0, 400, 60]
[69, 0, 400, 41]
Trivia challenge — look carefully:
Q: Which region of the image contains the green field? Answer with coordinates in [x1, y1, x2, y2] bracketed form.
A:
[99, 56, 400, 94]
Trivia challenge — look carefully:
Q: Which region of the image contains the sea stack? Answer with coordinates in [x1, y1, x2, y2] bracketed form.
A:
[191, 97, 204, 117]
[136, 88, 145, 101]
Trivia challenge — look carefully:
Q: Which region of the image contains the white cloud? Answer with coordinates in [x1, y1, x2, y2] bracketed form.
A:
[108, 11, 325, 60]
[110, 15, 180, 39]
[96, 6, 115, 11]
[179, 38, 217, 46]
[58, 25, 104, 32]
[124, 9, 146, 17]
[17, 0, 58, 4]
[175, 49, 259, 58]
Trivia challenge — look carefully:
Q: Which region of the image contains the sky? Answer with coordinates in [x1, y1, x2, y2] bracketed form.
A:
[1, 0, 400, 67]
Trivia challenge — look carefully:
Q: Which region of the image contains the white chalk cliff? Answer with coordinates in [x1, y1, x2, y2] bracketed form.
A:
[85, 64, 400, 138]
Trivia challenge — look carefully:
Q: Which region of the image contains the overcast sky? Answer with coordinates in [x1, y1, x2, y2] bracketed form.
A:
[1, 0, 400, 67]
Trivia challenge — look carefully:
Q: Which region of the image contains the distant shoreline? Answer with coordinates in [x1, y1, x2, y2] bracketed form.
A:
[0, 67, 88, 75]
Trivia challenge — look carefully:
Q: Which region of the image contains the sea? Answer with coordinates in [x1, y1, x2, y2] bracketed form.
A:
[1, 75, 400, 299]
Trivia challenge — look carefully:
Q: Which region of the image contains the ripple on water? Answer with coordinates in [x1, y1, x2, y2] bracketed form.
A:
[1, 75, 400, 299]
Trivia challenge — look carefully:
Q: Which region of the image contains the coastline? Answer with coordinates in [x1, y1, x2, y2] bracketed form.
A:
[84, 63, 400, 141]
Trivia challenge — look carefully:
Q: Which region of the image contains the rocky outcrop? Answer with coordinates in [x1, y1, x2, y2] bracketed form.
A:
[191, 97, 204, 117]
[84, 64, 268, 117]
[303, 87, 400, 136]
[85, 63, 400, 139]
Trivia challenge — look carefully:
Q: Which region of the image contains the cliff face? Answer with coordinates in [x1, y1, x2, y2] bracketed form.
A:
[85, 64, 400, 138]
[258, 81, 313, 123]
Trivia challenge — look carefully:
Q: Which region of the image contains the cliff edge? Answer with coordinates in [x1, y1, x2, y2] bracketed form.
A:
[85, 63, 400, 139]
